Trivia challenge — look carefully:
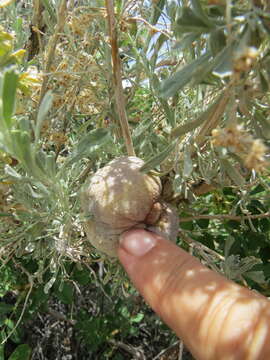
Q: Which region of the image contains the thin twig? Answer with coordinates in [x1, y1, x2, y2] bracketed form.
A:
[1, 261, 34, 345]
[156, 59, 179, 68]
[109, 339, 145, 359]
[180, 212, 270, 222]
[194, 86, 231, 147]
[38, 0, 67, 106]
[75, 160, 93, 186]
[129, 17, 171, 38]
[180, 231, 250, 286]
[179, 230, 224, 261]
[153, 341, 179, 360]
[31, 0, 44, 55]
[178, 340, 184, 360]
[48, 308, 76, 325]
[105, 0, 135, 156]
[83, 262, 113, 303]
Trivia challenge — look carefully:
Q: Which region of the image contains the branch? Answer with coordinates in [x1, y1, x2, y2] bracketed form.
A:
[105, 0, 135, 156]
[109, 339, 145, 359]
[179, 230, 224, 261]
[48, 309, 76, 325]
[194, 87, 231, 147]
[129, 17, 171, 38]
[38, 0, 67, 106]
[153, 341, 180, 360]
[156, 59, 179, 68]
[180, 212, 270, 222]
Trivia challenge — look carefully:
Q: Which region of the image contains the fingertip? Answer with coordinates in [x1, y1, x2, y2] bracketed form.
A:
[119, 229, 157, 257]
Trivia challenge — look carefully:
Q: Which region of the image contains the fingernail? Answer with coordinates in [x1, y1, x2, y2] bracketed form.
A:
[120, 229, 157, 257]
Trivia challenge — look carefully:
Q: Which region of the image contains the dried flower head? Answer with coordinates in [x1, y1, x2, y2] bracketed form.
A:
[211, 124, 252, 152]
[244, 139, 268, 172]
[212, 124, 268, 172]
[233, 47, 258, 73]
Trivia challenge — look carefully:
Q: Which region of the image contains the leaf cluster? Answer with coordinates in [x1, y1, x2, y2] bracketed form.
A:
[0, 0, 269, 358]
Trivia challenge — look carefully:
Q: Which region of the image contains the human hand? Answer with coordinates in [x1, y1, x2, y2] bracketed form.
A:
[118, 229, 270, 360]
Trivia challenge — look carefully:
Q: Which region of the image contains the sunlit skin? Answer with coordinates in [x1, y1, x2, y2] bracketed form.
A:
[118, 229, 270, 360]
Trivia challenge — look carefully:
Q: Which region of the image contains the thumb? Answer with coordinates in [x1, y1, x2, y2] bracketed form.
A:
[117, 229, 270, 360]
[117, 229, 201, 349]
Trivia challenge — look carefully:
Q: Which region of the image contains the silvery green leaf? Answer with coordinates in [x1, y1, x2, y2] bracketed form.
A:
[76, 128, 109, 154]
[150, 33, 167, 66]
[140, 140, 177, 173]
[175, 7, 214, 33]
[223, 255, 262, 280]
[27, 184, 44, 199]
[183, 147, 193, 178]
[171, 113, 207, 138]
[45, 153, 56, 177]
[245, 271, 266, 284]
[191, 0, 214, 27]
[41, 0, 57, 22]
[173, 33, 199, 50]
[238, 257, 262, 274]
[160, 97, 175, 126]
[66, 128, 110, 168]
[212, 45, 233, 78]
[5, 164, 22, 179]
[32, 181, 50, 196]
[259, 70, 269, 92]
[209, 29, 226, 56]
[44, 275, 57, 294]
[224, 236, 235, 258]
[150, 0, 165, 25]
[253, 111, 270, 140]
[173, 174, 182, 193]
[159, 53, 212, 99]
[133, 118, 153, 138]
[1, 67, 19, 128]
[172, 91, 228, 139]
[35, 90, 53, 141]
[220, 159, 245, 186]
[10, 130, 35, 173]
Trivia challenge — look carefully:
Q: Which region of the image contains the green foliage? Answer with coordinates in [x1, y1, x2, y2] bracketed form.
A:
[0, 265, 18, 298]
[7, 344, 31, 360]
[0, 0, 269, 358]
[75, 304, 143, 353]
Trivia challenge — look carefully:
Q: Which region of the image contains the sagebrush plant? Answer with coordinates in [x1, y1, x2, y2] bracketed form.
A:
[0, 0, 270, 358]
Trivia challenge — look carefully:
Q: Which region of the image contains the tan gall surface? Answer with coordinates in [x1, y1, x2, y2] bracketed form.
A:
[82, 157, 162, 229]
[81, 156, 178, 256]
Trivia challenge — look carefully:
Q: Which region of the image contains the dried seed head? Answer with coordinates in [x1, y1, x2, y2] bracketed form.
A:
[245, 139, 268, 172]
[212, 125, 268, 172]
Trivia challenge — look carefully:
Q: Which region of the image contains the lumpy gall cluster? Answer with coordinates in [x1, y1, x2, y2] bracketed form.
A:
[81, 156, 178, 256]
